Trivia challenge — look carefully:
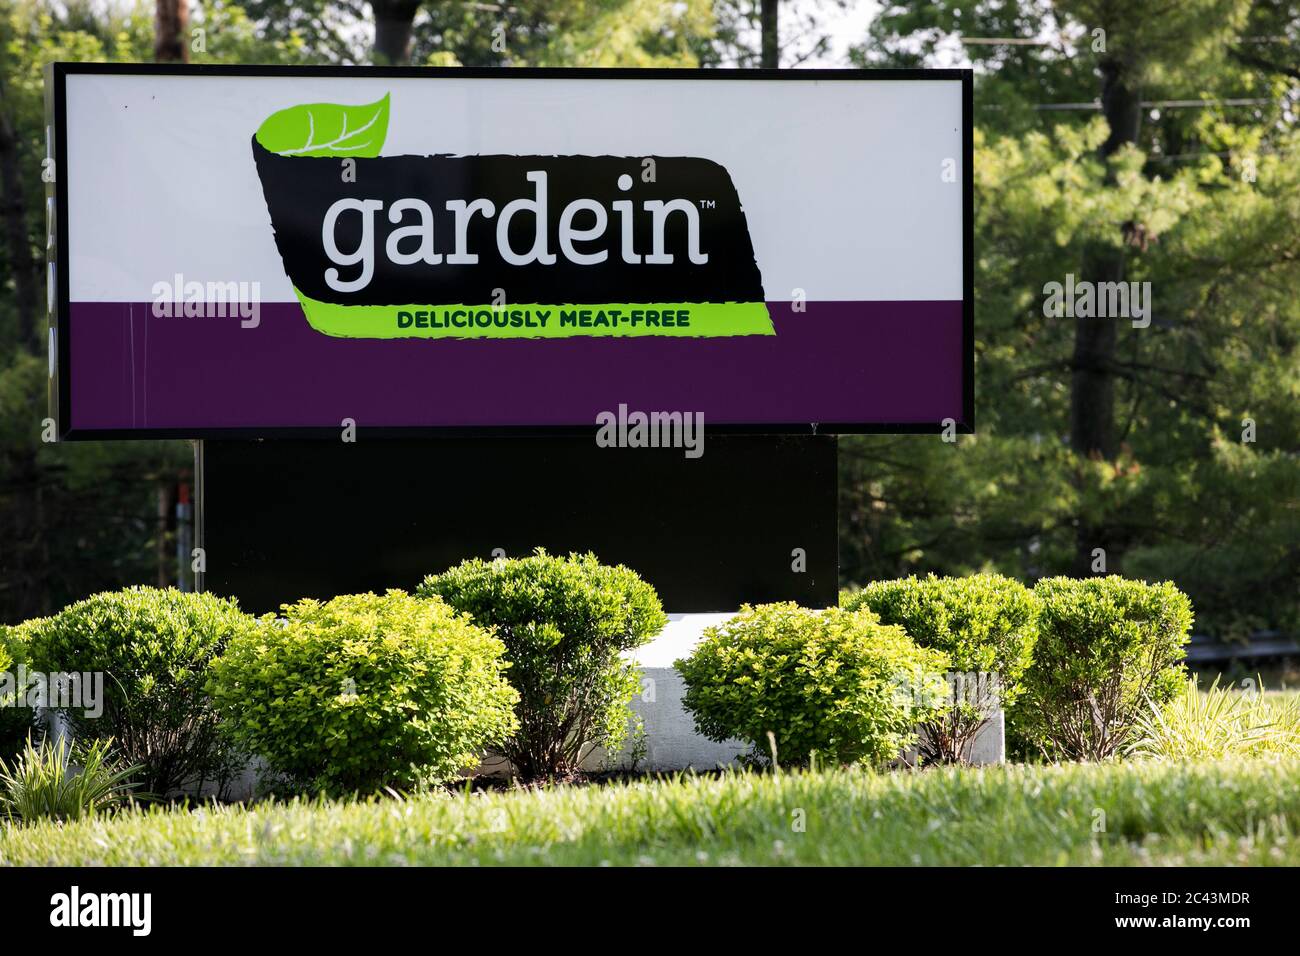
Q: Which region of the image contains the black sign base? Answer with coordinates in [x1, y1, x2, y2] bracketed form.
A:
[199, 436, 837, 614]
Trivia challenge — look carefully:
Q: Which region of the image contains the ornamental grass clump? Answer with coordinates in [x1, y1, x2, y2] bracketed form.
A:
[0, 736, 141, 824]
[1127, 676, 1300, 760]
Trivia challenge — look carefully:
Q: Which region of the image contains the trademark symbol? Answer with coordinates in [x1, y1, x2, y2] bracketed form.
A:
[698, 199, 716, 210]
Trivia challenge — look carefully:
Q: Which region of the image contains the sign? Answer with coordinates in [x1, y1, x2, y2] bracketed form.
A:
[48, 64, 972, 438]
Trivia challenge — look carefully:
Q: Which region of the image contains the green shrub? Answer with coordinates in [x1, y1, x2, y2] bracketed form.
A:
[0, 620, 41, 764]
[1127, 677, 1300, 760]
[1015, 576, 1192, 760]
[0, 736, 141, 823]
[210, 590, 518, 794]
[418, 550, 667, 779]
[676, 603, 951, 767]
[844, 573, 1039, 763]
[26, 587, 255, 795]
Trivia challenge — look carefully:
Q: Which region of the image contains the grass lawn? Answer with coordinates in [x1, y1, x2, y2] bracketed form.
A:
[2, 757, 1298, 866]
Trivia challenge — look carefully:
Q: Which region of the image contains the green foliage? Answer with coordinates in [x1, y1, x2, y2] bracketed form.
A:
[0, 619, 39, 763]
[521, 0, 713, 67]
[418, 550, 666, 778]
[838, 1, 1300, 641]
[0, 0, 328, 628]
[189, 0, 330, 65]
[234, 0, 715, 67]
[0, 0, 1293, 653]
[1015, 576, 1192, 760]
[26, 587, 256, 795]
[676, 603, 951, 767]
[209, 590, 519, 795]
[1127, 678, 1300, 761]
[1122, 433, 1300, 642]
[844, 573, 1039, 762]
[0, 349, 188, 625]
[0, 736, 140, 824]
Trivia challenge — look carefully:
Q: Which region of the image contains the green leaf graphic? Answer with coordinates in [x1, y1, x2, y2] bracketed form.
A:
[255, 94, 390, 157]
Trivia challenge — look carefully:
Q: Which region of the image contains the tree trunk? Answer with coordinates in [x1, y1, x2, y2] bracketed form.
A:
[1097, 57, 1143, 160]
[372, 1, 422, 64]
[157, 482, 172, 587]
[0, 102, 38, 352]
[154, 0, 190, 63]
[760, 0, 779, 68]
[1070, 55, 1141, 572]
[1070, 254, 1121, 463]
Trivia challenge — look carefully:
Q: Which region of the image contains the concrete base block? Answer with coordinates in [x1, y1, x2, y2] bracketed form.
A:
[901, 711, 1005, 768]
[967, 711, 1005, 765]
[615, 664, 750, 771]
[613, 613, 749, 771]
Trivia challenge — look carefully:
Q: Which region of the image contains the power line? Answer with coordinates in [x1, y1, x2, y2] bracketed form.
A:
[960, 37, 1056, 46]
[959, 35, 1296, 46]
[1142, 98, 1274, 108]
[979, 97, 1277, 111]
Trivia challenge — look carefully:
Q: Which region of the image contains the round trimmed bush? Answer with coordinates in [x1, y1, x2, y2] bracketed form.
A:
[418, 550, 667, 779]
[1016, 576, 1192, 760]
[843, 573, 1039, 763]
[210, 590, 518, 794]
[676, 602, 952, 767]
[0, 620, 41, 764]
[26, 587, 256, 795]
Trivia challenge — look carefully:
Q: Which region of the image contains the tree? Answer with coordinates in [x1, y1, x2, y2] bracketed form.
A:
[239, 1, 715, 67]
[0, 89, 37, 351]
[760, 0, 777, 67]
[698, 0, 847, 68]
[155, 0, 190, 62]
[0, 0, 720, 625]
[0, 0, 321, 625]
[370, 0, 420, 63]
[843, 1, 1300, 636]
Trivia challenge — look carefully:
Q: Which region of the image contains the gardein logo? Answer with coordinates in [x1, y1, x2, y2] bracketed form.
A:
[251, 95, 770, 339]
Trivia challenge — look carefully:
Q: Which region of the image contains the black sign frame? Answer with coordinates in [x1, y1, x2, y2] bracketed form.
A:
[47, 62, 974, 440]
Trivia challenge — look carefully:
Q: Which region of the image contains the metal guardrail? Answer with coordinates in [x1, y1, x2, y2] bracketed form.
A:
[1185, 630, 1300, 665]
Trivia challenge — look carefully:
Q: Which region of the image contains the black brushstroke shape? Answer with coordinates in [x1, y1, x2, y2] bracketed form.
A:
[252, 140, 766, 305]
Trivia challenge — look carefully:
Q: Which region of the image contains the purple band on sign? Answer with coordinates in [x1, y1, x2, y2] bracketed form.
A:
[67, 301, 964, 430]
